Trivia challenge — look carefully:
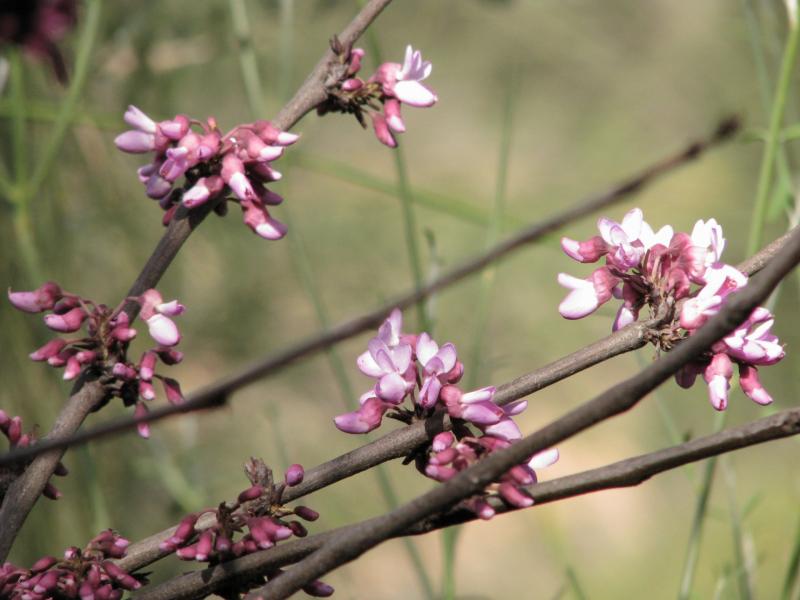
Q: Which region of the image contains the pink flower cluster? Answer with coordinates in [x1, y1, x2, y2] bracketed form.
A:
[558, 208, 785, 410]
[335, 310, 558, 517]
[0, 530, 144, 599]
[1, 410, 67, 500]
[0, 0, 78, 83]
[426, 431, 558, 519]
[160, 459, 332, 597]
[8, 282, 186, 436]
[319, 43, 437, 147]
[115, 106, 298, 240]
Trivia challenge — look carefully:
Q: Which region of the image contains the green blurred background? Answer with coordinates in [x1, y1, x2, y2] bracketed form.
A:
[1, 0, 799, 598]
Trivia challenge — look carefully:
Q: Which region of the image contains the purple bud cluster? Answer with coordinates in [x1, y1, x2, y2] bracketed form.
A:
[318, 43, 437, 147]
[0, 530, 144, 599]
[8, 282, 186, 436]
[426, 432, 559, 519]
[335, 310, 559, 518]
[114, 106, 298, 240]
[160, 459, 332, 597]
[0, 0, 78, 83]
[558, 208, 785, 410]
[1, 410, 67, 500]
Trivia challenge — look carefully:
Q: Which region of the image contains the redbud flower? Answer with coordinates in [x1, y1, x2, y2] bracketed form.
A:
[560, 208, 785, 411]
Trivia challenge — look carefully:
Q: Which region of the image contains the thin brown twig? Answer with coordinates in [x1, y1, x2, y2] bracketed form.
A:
[252, 227, 800, 598]
[0, 0, 396, 563]
[132, 406, 800, 600]
[0, 119, 749, 472]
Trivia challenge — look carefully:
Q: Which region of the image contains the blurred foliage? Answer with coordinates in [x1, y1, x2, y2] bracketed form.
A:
[1, 1, 799, 598]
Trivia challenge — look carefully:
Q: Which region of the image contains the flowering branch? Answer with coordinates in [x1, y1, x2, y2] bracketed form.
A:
[108, 226, 791, 575]
[250, 226, 800, 599]
[133, 406, 800, 600]
[0, 0, 397, 564]
[0, 117, 745, 473]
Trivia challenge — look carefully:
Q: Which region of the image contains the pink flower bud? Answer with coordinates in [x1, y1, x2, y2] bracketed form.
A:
[384, 98, 405, 133]
[215, 535, 232, 554]
[8, 282, 62, 312]
[139, 351, 157, 381]
[43, 307, 87, 333]
[156, 348, 184, 365]
[111, 326, 137, 341]
[114, 130, 156, 153]
[294, 506, 319, 522]
[134, 402, 150, 439]
[303, 580, 335, 598]
[139, 380, 155, 401]
[30, 555, 57, 573]
[370, 112, 397, 148]
[252, 120, 299, 146]
[102, 561, 141, 590]
[288, 521, 308, 537]
[341, 77, 363, 91]
[63, 355, 82, 381]
[162, 378, 184, 405]
[498, 482, 534, 508]
[176, 545, 197, 560]
[29, 338, 67, 361]
[432, 431, 455, 452]
[285, 464, 304, 486]
[237, 485, 264, 503]
[738, 364, 773, 406]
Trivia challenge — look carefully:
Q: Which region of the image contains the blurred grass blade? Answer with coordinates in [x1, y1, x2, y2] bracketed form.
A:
[9, 51, 27, 190]
[27, 0, 103, 200]
[293, 153, 524, 229]
[565, 565, 589, 600]
[781, 514, 800, 600]
[746, 1, 800, 255]
[678, 410, 727, 600]
[722, 457, 755, 600]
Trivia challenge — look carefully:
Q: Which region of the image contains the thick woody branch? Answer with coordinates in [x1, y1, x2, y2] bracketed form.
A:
[0, 0, 396, 563]
[0, 119, 749, 471]
[253, 227, 800, 599]
[133, 407, 800, 600]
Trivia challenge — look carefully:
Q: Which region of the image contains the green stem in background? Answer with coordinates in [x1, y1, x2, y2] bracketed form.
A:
[781, 513, 800, 600]
[229, 2, 434, 596]
[747, 1, 800, 256]
[722, 457, 754, 600]
[678, 410, 727, 600]
[9, 51, 28, 188]
[228, 0, 268, 116]
[565, 565, 589, 600]
[26, 0, 102, 201]
[441, 79, 517, 600]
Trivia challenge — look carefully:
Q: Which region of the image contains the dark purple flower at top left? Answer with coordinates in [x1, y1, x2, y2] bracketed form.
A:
[8, 281, 187, 437]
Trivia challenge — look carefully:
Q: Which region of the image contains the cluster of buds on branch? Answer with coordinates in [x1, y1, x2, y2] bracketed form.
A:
[0, 530, 143, 599]
[558, 208, 785, 410]
[7, 282, 186, 437]
[318, 42, 437, 147]
[335, 310, 558, 517]
[115, 106, 298, 240]
[0, 410, 67, 500]
[160, 459, 332, 597]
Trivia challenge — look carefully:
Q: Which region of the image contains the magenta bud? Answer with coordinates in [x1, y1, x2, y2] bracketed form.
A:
[215, 535, 232, 554]
[162, 378, 184, 405]
[30, 555, 57, 573]
[237, 485, 264, 503]
[63, 355, 82, 381]
[445, 361, 464, 384]
[134, 402, 150, 439]
[169, 514, 199, 544]
[29, 338, 67, 361]
[7, 416, 22, 445]
[194, 531, 214, 561]
[430, 447, 459, 466]
[341, 78, 363, 92]
[176, 545, 197, 561]
[76, 350, 97, 364]
[111, 326, 138, 342]
[156, 348, 183, 365]
[7, 282, 62, 313]
[43, 307, 87, 333]
[431, 431, 455, 452]
[293, 506, 319, 522]
[371, 112, 397, 148]
[102, 561, 141, 590]
[63, 546, 80, 560]
[285, 464, 304, 486]
[138, 352, 157, 382]
[43, 482, 62, 500]
[302, 580, 335, 597]
[288, 521, 308, 537]
[0, 409, 9, 430]
[139, 380, 156, 401]
[33, 569, 60, 594]
[498, 482, 534, 508]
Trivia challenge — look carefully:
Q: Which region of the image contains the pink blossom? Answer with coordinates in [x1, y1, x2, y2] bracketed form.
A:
[7, 281, 62, 313]
[416, 333, 458, 408]
[557, 267, 619, 319]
